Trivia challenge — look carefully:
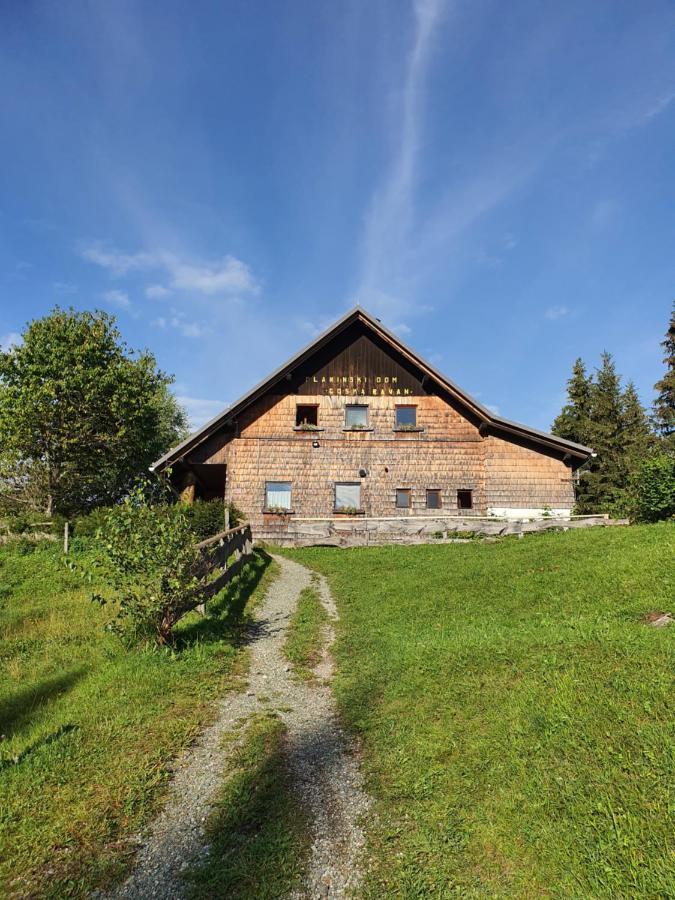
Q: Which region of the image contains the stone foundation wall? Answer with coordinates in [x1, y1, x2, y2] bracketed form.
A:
[256, 514, 619, 547]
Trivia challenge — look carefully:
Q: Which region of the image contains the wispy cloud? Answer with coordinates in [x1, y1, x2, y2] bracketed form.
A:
[638, 88, 675, 125]
[176, 395, 227, 429]
[359, 0, 448, 321]
[101, 289, 131, 309]
[152, 312, 206, 338]
[80, 241, 260, 297]
[53, 281, 78, 295]
[145, 284, 171, 299]
[544, 305, 569, 320]
[0, 332, 22, 352]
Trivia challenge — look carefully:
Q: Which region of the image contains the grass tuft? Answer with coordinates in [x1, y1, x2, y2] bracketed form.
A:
[283, 582, 328, 681]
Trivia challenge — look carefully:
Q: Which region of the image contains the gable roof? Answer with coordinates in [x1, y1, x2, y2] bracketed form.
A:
[152, 306, 593, 471]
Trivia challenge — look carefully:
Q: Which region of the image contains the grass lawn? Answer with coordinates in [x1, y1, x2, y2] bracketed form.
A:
[0, 538, 277, 899]
[283, 579, 328, 681]
[284, 523, 675, 898]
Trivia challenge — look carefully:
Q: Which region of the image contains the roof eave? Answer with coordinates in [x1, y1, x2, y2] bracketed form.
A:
[151, 304, 593, 471]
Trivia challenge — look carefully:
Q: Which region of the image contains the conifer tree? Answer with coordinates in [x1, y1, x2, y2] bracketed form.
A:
[551, 358, 593, 446]
[653, 301, 675, 447]
[579, 353, 626, 512]
[621, 381, 653, 472]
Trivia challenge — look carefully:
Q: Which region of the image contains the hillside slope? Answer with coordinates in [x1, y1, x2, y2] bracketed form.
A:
[287, 524, 674, 898]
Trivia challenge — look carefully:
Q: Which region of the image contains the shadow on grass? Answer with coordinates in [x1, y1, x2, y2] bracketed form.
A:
[177, 549, 272, 649]
[0, 668, 87, 737]
[0, 723, 78, 772]
[185, 713, 308, 900]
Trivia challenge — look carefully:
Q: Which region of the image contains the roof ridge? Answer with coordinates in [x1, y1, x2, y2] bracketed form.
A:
[151, 308, 592, 471]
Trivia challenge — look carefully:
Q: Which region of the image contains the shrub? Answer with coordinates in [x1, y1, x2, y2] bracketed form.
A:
[182, 499, 243, 540]
[72, 507, 110, 537]
[632, 452, 675, 522]
[89, 486, 212, 645]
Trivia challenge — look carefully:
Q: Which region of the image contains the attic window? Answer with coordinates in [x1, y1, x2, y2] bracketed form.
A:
[296, 404, 319, 427]
[457, 489, 473, 510]
[395, 405, 417, 427]
[345, 405, 368, 428]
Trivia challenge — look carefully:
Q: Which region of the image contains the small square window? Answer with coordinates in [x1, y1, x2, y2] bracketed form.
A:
[426, 489, 442, 509]
[335, 482, 361, 510]
[345, 405, 368, 428]
[395, 405, 417, 427]
[296, 404, 318, 427]
[396, 488, 411, 508]
[265, 481, 292, 510]
[457, 489, 473, 510]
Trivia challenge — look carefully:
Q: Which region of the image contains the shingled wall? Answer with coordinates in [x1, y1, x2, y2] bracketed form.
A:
[189, 391, 575, 534]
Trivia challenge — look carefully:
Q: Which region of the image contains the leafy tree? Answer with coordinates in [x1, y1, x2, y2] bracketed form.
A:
[90, 485, 217, 645]
[0, 308, 188, 517]
[632, 452, 675, 522]
[653, 301, 675, 447]
[552, 358, 593, 446]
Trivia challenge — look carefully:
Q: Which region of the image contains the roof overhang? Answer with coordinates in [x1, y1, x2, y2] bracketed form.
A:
[152, 306, 593, 472]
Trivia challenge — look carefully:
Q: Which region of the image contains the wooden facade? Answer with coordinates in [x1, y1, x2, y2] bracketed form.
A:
[153, 308, 592, 538]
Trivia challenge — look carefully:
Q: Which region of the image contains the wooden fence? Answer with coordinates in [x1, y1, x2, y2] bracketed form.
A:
[195, 522, 254, 612]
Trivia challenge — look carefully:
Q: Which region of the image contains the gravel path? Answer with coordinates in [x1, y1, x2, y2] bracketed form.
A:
[106, 554, 370, 900]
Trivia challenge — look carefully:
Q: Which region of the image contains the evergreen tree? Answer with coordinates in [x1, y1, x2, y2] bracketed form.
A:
[653, 301, 675, 447]
[621, 381, 653, 473]
[551, 358, 593, 446]
[578, 353, 626, 513]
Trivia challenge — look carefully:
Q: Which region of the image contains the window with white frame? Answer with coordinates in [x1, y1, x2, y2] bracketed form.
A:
[345, 405, 369, 428]
[265, 481, 292, 510]
[334, 482, 361, 510]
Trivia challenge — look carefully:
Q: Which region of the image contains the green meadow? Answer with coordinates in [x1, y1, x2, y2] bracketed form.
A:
[0, 539, 275, 898]
[284, 523, 674, 898]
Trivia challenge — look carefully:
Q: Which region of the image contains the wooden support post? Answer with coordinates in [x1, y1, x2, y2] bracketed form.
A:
[63, 521, 70, 554]
[180, 471, 197, 505]
[224, 505, 230, 532]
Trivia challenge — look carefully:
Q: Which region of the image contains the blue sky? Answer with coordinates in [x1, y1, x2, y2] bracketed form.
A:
[1, 0, 674, 431]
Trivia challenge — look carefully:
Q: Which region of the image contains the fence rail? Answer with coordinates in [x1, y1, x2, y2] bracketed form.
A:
[195, 522, 254, 612]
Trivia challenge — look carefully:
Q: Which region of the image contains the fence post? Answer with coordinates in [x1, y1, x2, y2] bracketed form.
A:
[224, 505, 230, 532]
[63, 521, 70, 555]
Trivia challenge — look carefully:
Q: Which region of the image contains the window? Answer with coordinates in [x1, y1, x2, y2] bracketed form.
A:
[426, 489, 442, 509]
[296, 404, 318, 427]
[396, 488, 411, 508]
[335, 482, 361, 510]
[457, 489, 473, 510]
[265, 481, 292, 510]
[395, 405, 417, 427]
[345, 405, 369, 428]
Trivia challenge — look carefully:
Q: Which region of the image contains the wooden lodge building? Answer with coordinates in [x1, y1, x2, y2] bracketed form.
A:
[152, 307, 592, 542]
